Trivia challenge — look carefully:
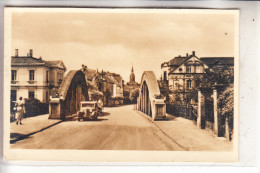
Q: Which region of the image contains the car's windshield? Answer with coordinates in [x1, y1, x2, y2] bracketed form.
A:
[82, 103, 95, 107]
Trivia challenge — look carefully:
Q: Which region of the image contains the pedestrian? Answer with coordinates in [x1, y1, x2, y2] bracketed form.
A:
[15, 97, 25, 125]
[97, 98, 103, 115]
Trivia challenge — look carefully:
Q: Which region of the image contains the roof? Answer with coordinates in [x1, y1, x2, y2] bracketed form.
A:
[12, 56, 46, 66]
[104, 72, 123, 87]
[169, 56, 188, 67]
[200, 57, 234, 66]
[11, 56, 66, 70]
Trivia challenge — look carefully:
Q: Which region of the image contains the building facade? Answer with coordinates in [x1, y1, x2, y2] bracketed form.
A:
[161, 51, 234, 102]
[81, 65, 124, 106]
[11, 49, 66, 103]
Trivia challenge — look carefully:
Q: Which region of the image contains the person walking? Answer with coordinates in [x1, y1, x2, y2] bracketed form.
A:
[15, 97, 25, 125]
[97, 98, 103, 116]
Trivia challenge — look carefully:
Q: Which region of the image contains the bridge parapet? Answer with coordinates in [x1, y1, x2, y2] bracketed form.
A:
[49, 70, 89, 120]
[138, 71, 166, 120]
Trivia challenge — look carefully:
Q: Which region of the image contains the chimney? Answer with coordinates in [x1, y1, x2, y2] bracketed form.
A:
[186, 53, 189, 57]
[192, 51, 195, 56]
[15, 49, 19, 57]
[29, 49, 33, 57]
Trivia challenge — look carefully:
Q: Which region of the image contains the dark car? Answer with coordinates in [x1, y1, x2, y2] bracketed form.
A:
[77, 101, 102, 121]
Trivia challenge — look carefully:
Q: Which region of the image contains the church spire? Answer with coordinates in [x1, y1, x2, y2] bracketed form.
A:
[129, 62, 135, 83]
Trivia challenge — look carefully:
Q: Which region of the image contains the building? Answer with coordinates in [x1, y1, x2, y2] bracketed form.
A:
[11, 49, 66, 103]
[81, 65, 124, 106]
[161, 51, 234, 102]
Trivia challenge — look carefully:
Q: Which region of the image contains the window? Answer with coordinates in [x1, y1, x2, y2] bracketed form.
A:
[57, 72, 63, 83]
[194, 66, 196, 73]
[186, 66, 191, 73]
[187, 80, 192, 89]
[46, 91, 49, 102]
[28, 91, 35, 99]
[46, 71, 49, 83]
[11, 70, 17, 81]
[163, 71, 167, 81]
[11, 90, 17, 101]
[29, 70, 35, 81]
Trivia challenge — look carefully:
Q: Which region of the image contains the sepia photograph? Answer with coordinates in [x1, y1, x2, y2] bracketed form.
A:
[3, 8, 239, 162]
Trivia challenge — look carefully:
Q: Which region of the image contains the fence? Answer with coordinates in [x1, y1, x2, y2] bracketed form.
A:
[166, 104, 197, 121]
[23, 103, 49, 117]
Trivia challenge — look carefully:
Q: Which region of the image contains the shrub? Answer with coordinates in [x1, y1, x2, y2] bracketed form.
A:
[89, 90, 104, 101]
[129, 88, 139, 103]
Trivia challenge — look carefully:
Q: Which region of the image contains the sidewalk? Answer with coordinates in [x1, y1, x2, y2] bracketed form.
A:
[154, 114, 233, 151]
[10, 114, 62, 144]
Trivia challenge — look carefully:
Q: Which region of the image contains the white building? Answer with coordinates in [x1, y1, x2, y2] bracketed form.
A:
[161, 51, 234, 91]
[11, 49, 66, 103]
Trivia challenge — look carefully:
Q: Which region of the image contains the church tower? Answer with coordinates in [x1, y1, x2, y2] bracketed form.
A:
[129, 65, 135, 83]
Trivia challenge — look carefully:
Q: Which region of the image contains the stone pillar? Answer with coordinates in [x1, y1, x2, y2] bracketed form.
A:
[49, 97, 62, 119]
[213, 88, 219, 136]
[197, 90, 205, 128]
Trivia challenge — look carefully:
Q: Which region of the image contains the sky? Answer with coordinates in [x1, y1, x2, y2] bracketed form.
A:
[11, 10, 236, 83]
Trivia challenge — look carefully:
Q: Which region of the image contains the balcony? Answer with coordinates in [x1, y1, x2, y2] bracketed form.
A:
[27, 80, 36, 84]
[185, 74, 193, 78]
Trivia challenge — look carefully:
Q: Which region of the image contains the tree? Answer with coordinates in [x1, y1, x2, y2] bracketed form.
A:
[218, 84, 234, 140]
[196, 65, 234, 88]
[158, 80, 171, 103]
[123, 90, 131, 104]
[129, 88, 139, 103]
[89, 90, 103, 101]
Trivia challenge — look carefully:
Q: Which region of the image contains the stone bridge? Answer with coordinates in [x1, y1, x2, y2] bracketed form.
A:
[49, 70, 89, 120]
[137, 71, 166, 120]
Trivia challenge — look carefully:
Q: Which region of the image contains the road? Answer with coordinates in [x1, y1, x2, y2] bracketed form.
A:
[11, 105, 185, 151]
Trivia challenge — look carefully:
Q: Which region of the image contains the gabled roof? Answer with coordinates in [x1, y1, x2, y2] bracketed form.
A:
[45, 60, 61, 65]
[200, 57, 234, 66]
[104, 72, 123, 87]
[46, 60, 67, 71]
[169, 56, 188, 67]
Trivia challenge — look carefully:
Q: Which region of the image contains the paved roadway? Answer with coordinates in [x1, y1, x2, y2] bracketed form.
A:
[11, 105, 185, 151]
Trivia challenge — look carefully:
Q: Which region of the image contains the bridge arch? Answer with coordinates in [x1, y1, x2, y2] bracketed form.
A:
[49, 70, 89, 119]
[138, 71, 166, 120]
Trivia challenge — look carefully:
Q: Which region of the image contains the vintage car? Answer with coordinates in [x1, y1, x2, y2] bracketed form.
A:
[77, 101, 102, 121]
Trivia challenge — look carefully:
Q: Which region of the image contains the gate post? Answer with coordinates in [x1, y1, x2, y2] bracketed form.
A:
[197, 89, 205, 128]
[213, 87, 219, 136]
